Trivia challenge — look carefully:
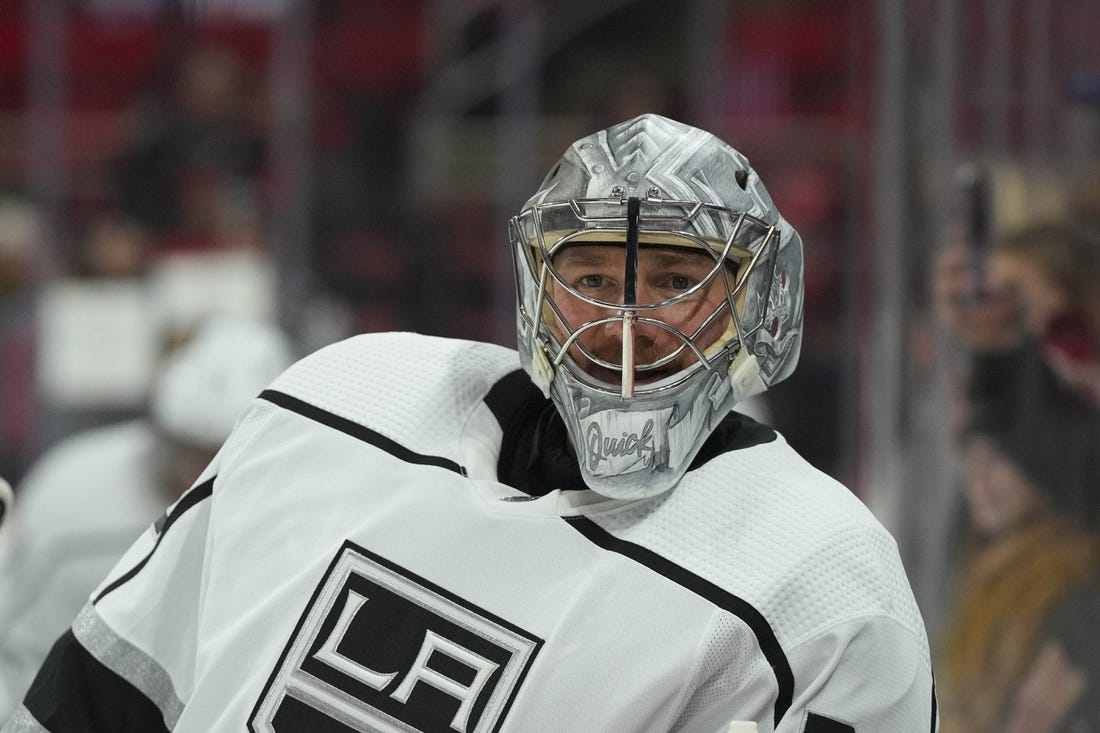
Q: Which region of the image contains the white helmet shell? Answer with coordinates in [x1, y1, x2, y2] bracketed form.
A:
[151, 317, 295, 448]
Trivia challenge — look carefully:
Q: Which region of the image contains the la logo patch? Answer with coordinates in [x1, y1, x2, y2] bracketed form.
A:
[250, 541, 542, 732]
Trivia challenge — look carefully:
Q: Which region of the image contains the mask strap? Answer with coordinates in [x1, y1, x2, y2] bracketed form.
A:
[621, 197, 640, 398]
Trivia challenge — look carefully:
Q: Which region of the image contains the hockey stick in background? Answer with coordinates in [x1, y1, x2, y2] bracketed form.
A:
[955, 161, 991, 296]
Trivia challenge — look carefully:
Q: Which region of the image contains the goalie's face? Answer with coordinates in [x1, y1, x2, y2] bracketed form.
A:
[549, 245, 732, 387]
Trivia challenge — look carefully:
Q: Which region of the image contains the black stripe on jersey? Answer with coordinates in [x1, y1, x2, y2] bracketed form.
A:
[804, 712, 855, 732]
[92, 477, 214, 605]
[260, 390, 465, 475]
[22, 629, 170, 733]
[565, 516, 794, 729]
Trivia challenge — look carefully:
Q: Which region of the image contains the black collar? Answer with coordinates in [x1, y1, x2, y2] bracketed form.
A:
[483, 370, 776, 496]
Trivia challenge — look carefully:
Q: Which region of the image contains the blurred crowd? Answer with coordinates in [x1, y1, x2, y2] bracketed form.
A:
[0, 42, 283, 481]
[0, 31, 316, 720]
[0, 13, 431, 484]
[932, 167, 1100, 732]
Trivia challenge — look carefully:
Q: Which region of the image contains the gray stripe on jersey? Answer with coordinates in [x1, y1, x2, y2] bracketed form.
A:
[2, 705, 48, 732]
[71, 603, 184, 729]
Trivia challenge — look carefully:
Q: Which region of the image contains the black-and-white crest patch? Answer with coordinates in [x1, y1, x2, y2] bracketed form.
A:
[250, 541, 543, 733]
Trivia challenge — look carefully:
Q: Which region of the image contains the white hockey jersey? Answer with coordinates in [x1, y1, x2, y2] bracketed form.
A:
[0, 421, 168, 725]
[4, 333, 937, 733]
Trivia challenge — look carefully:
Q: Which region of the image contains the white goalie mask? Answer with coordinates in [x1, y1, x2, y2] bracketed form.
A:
[510, 114, 804, 500]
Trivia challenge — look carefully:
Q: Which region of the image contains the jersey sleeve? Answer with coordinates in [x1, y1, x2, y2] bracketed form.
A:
[671, 515, 939, 733]
[673, 610, 937, 733]
[774, 613, 938, 733]
[765, 495, 940, 732]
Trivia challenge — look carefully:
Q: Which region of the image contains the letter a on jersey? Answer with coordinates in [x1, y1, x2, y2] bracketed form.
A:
[250, 541, 543, 732]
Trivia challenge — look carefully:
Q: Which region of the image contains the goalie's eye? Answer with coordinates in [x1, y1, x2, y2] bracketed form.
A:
[576, 273, 615, 291]
[553, 247, 622, 297]
[662, 274, 697, 292]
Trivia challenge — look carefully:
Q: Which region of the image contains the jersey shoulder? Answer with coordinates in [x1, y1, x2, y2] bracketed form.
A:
[266, 332, 521, 462]
[725, 438, 923, 628]
[606, 434, 927, 647]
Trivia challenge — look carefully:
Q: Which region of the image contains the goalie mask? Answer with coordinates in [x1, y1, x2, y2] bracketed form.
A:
[510, 114, 804, 500]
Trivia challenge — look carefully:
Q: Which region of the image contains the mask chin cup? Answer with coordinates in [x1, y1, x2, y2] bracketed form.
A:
[572, 405, 680, 501]
[728, 348, 765, 402]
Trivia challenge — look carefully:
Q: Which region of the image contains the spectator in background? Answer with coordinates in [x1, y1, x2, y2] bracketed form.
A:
[936, 219, 1100, 402]
[985, 223, 1100, 407]
[0, 317, 294, 725]
[146, 180, 279, 338]
[112, 44, 266, 246]
[935, 213, 1100, 732]
[934, 219, 1100, 526]
[939, 406, 1100, 733]
[0, 198, 40, 484]
[74, 213, 150, 280]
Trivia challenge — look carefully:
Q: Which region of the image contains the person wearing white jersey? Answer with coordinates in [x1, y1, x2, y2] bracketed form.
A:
[0, 317, 294, 725]
[4, 115, 937, 732]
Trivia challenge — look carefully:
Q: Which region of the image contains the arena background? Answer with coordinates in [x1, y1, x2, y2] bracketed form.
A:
[1, 0, 1099, 643]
